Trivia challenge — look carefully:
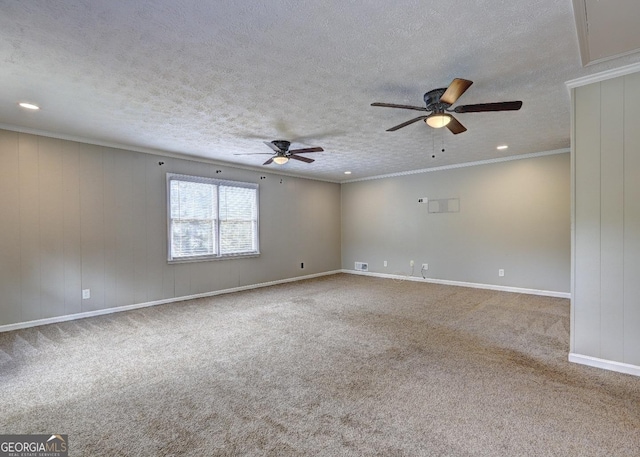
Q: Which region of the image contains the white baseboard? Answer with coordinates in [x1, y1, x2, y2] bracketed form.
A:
[0, 270, 342, 333]
[341, 269, 571, 299]
[569, 353, 640, 377]
[0, 269, 570, 333]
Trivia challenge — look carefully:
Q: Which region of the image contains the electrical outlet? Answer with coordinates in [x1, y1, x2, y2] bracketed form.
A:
[82, 289, 90, 300]
[422, 264, 428, 270]
[383, 260, 387, 267]
[498, 269, 505, 277]
[410, 260, 414, 267]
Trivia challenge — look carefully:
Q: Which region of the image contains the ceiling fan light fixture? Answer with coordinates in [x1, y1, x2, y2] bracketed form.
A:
[273, 155, 289, 165]
[425, 113, 451, 128]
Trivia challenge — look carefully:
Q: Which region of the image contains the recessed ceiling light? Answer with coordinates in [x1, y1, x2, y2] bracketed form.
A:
[497, 145, 508, 150]
[344, 171, 352, 175]
[18, 102, 40, 110]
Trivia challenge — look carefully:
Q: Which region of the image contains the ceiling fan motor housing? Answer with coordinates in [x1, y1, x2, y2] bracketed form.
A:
[424, 88, 449, 111]
[272, 140, 291, 152]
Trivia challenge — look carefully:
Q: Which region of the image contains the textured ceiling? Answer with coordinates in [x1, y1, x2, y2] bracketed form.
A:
[1, 0, 640, 182]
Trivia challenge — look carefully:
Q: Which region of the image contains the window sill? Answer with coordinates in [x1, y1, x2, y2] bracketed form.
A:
[167, 252, 260, 264]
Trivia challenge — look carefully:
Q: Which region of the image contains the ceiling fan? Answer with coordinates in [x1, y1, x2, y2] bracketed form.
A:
[235, 140, 323, 165]
[371, 78, 522, 134]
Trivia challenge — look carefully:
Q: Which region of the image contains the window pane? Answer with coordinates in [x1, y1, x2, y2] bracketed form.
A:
[219, 186, 257, 255]
[170, 181, 216, 220]
[219, 186, 256, 220]
[171, 220, 216, 257]
[220, 221, 256, 254]
[169, 179, 217, 259]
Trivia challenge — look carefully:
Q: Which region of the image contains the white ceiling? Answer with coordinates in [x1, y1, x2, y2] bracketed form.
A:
[1, 0, 640, 182]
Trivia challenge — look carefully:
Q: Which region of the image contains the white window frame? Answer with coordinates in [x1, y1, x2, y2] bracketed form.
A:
[166, 173, 259, 263]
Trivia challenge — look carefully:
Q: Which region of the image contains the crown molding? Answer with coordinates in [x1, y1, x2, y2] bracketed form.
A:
[0, 124, 340, 184]
[566, 61, 640, 89]
[342, 149, 569, 183]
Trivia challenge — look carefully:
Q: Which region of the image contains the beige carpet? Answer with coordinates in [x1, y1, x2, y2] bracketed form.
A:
[1, 274, 638, 456]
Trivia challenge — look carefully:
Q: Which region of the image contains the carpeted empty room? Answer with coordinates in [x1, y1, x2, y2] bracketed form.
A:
[1, 274, 638, 456]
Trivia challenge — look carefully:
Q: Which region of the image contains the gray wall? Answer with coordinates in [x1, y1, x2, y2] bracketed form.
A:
[572, 71, 640, 366]
[0, 130, 341, 326]
[341, 153, 571, 293]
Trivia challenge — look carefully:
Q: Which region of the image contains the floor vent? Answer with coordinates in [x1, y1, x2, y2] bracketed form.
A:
[354, 262, 369, 272]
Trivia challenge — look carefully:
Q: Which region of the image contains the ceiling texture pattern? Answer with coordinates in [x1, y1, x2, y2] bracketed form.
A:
[1, 0, 640, 182]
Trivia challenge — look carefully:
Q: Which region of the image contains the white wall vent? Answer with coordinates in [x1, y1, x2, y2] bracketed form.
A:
[354, 262, 369, 271]
[428, 198, 460, 213]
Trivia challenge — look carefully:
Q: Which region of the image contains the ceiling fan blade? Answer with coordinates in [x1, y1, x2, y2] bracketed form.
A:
[446, 116, 467, 134]
[440, 78, 473, 105]
[453, 101, 523, 113]
[371, 102, 429, 112]
[386, 116, 429, 132]
[263, 157, 274, 165]
[264, 141, 282, 152]
[290, 154, 315, 163]
[289, 147, 323, 154]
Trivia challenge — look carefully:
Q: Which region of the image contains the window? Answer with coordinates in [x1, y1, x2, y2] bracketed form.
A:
[167, 173, 259, 262]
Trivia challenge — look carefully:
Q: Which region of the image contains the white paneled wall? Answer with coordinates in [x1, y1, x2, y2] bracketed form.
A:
[0, 130, 341, 327]
[572, 71, 640, 368]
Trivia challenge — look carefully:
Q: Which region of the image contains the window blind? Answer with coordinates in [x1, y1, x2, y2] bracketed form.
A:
[167, 174, 259, 261]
